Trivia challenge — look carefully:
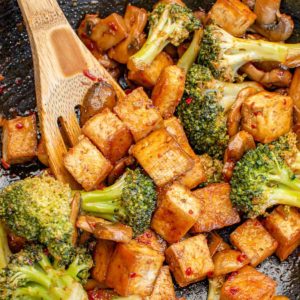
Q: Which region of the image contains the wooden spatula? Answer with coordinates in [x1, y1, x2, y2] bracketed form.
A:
[17, 0, 125, 188]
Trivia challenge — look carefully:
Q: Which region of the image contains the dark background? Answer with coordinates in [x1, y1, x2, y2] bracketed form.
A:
[0, 0, 299, 298]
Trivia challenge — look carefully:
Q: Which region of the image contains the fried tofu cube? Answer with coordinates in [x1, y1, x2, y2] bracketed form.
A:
[264, 206, 300, 261]
[64, 137, 113, 191]
[91, 13, 128, 51]
[241, 91, 293, 143]
[135, 229, 167, 254]
[131, 128, 194, 186]
[151, 182, 201, 243]
[92, 240, 115, 283]
[2, 115, 37, 164]
[106, 240, 164, 297]
[82, 108, 133, 163]
[272, 297, 290, 300]
[164, 117, 206, 188]
[230, 219, 278, 267]
[191, 183, 240, 233]
[152, 66, 185, 119]
[220, 266, 276, 300]
[213, 249, 250, 276]
[148, 266, 176, 300]
[165, 234, 214, 287]
[208, 0, 256, 37]
[114, 87, 163, 142]
[128, 52, 173, 88]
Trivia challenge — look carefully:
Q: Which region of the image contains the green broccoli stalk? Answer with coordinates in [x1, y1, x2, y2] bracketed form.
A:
[81, 168, 157, 236]
[128, 2, 200, 71]
[176, 64, 262, 158]
[0, 175, 75, 264]
[0, 222, 11, 269]
[0, 244, 92, 300]
[230, 143, 300, 218]
[199, 24, 300, 82]
[207, 276, 225, 300]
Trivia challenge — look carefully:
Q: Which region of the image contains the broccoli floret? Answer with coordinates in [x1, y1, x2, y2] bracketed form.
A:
[0, 175, 75, 264]
[176, 64, 261, 158]
[128, 3, 200, 70]
[0, 244, 92, 300]
[207, 276, 225, 300]
[0, 222, 11, 269]
[81, 168, 157, 236]
[230, 143, 300, 218]
[199, 24, 300, 82]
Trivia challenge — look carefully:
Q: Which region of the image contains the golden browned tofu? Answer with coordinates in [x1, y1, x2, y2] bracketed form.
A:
[272, 297, 290, 300]
[147, 266, 176, 300]
[264, 206, 300, 261]
[191, 183, 240, 233]
[208, 0, 256, 37]
[165, 234, 214, 287]
[135, 229, 167, 254]
[64, 137, 113, 191]
[213, 249, 250, 276]
[207, 232, 231, 257]
[131, 128, 194, 186]
[106, 240, 164, 297]
[92, 240, 115, 283]
[230, 219, 278, 267]
[151, 182, 201, 243]
[37, 136, 49, 167]
[220, 266, 276, 300]
[241, 91, 293, 143]
[128, 52, 173, 88]
[164, 117, 206, 188]
[82, 108, 133, 163]
[2, 115, 37, 165]
[91, 13, 128, 51]
[114, 87, 163, 142]
[152, 66, 185, 119]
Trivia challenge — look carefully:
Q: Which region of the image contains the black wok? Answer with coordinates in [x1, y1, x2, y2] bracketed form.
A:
[0, 0, 299, 298]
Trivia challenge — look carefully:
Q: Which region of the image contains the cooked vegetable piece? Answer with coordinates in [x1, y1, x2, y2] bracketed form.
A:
[230, 219, 278, 267]
[0, 175, 76, 264]
[0, 244, 93, 300]
[207, 232, 230, 257]
[264, 205, 300, 261]
[6, 230, 26, 254]
[78, 14, 100, 44]
[131, 128, 194, 186]
[164, 117, 206, 188]
[107, 156, 135, 185]
[2, 114, 37, 165]
[114, 87, 163, 142]
[147, 266, 176, 300]
[208, 276, 226, 300]
[135, 229, 167, 254]
[289, 67, 300, 135]
[80, 168, 156, 236]
[212, 249, 250, 276]
[128, 2, 200, 71]
[92, 240, 115, 283]
[165, 234, 214, 287]
[106, 240, 164, 297]
[128, 52, 173, 88]
[109, 5, 147, 64]
[220, 266, 276, 300]
[151, 182, 201, 243]
[91, 13, 128, 51]
[152, 65, 186, 119]
[0, 222, 11, 269]
[198, 24, 300, 82]
[241, 91, 293, 143]
[64, 137, 113, 191]
[80, 81, 117, 126]
[230, 142, 300, 217]
[208, 0, 256, 37]
[191, 183, 240, 233]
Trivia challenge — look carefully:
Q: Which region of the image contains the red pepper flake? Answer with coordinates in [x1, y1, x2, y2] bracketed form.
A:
[227, 271, 238, 281]
[188, 209, 193, 215]
[237, 253, 247, 263]
[229, 287, 239, 295]
[85, 39, 96, 51]
[185, 267, 193, 276]
[83, 69, 98, 81]
[130, 272, 137, 278]
[207, 271, 214, 278]
[125, 89, 133, 95]
[43, 248, 50, 256]
[251, 124, 256, 129]
[15, 122, 23, 129]
[0, 85, 5, 94]
[253, 111, 262, 116]
[15, 77, 22, 85]
[1, 159, 10, 170]
[146, 231, 152, 238]
[108, 22, 118, 32]
[185, 97, 192, 105]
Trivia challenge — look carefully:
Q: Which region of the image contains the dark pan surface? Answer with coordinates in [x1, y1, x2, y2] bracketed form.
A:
[0, 0, 299, 299]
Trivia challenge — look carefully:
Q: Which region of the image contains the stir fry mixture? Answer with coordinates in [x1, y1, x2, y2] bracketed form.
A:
[1, 0, 300, 299]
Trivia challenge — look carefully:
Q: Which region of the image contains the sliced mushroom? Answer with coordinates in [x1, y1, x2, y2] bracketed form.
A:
[289, 67, 300, 124]
[107, 156, 135, 185]
[241, 63, 292, 88]
[227, 86, 262, 137]
[222, 131, 256, 181]
[254, 0, 281, 25]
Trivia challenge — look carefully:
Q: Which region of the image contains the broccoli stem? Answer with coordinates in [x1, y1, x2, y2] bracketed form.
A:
[15, 285, 53, 300]
[0, 222, 11, 269]
[268, 187, 300, 209]
[66, 256, 88, 280]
